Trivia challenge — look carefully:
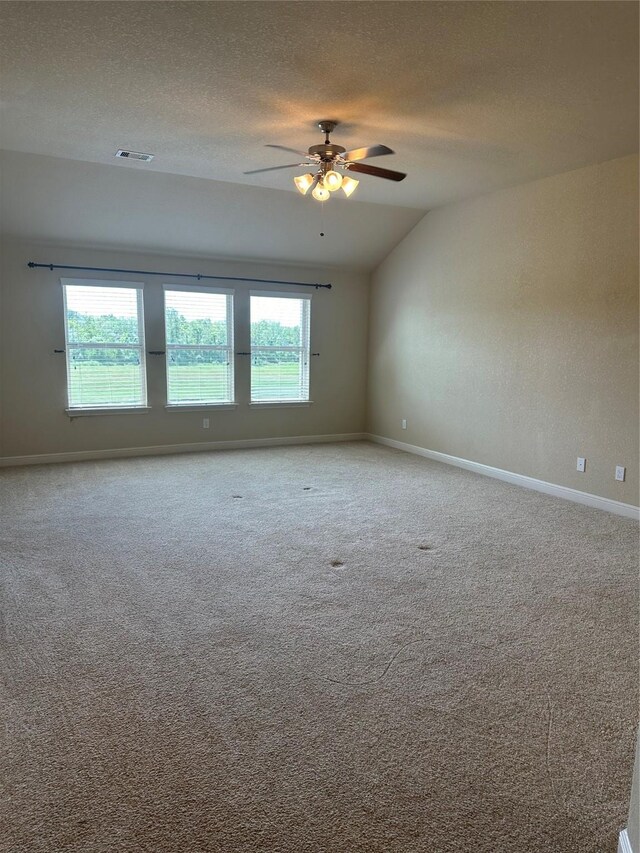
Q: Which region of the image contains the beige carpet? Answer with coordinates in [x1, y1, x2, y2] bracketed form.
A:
[1, 441, 638, 853]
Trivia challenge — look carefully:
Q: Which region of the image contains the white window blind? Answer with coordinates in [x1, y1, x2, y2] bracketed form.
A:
[62, 281, 147, 409]
[250, 293, 311, 402]
[164, 288, 234, 405]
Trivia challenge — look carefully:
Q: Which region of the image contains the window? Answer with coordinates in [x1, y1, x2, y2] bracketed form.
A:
[164, 287, 234, 405]
[62, 280, 147, 409]
[250, 293, 311, 402]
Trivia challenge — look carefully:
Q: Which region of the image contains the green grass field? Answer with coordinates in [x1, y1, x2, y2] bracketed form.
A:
[68, 363, 305, 406]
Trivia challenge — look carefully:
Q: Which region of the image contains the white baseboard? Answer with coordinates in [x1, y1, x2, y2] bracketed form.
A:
[368, 434, 639, 521]
[0, 432, 366, 468]
[619, 829, 634, 853]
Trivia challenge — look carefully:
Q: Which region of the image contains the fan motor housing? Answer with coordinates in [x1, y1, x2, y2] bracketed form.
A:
[308, 143, 346, 160]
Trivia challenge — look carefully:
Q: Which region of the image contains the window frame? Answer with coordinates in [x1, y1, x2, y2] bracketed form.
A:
[249, 290, 312, 405]
[163, 285, 235, 408]
[61, 278, 148, 413]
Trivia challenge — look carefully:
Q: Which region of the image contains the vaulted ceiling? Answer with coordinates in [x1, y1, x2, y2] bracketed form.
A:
[1, 1, 637, 267]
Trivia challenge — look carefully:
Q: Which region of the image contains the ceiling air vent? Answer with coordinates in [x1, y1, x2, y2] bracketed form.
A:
[115, 149, 154, 162]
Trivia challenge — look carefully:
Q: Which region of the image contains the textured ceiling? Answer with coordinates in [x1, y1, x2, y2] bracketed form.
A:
[1, 1, 638, 211]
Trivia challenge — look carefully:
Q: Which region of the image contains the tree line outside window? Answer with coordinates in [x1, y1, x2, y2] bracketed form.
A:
[67, 308, 301, 363]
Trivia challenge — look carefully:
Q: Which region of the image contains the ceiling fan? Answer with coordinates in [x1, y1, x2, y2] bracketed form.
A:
[244, 120, 407, 201]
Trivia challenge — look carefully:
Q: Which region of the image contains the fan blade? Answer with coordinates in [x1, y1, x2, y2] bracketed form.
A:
[342, 144, 394, 162]
[266, 144, 310, 158]
[347, 162, 407, 182]
[243, 163, 304, 175]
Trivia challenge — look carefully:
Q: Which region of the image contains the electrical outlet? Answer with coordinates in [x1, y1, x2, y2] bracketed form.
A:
[401, 419, 407, 430]
[203, 418, 210, 429]
[576, 457, 586, 473]
[615, 465, 626, 482]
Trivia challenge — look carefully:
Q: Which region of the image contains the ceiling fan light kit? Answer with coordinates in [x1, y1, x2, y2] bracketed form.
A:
[311, 183, 330, 202]
[293, 173, 315, 194]
[245, 120, 406, 202]
[340, 175, 359, 197]
[323, 169, 343, 191]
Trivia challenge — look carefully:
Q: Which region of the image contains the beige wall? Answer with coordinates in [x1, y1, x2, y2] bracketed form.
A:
[367, 154, 639, 506]
[0, 241, 369, 459]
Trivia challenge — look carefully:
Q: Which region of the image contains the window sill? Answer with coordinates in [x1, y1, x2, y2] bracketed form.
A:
[66, 407, 151, 418]
[164, 403, 238, 412]
[249, 401, 313, 409]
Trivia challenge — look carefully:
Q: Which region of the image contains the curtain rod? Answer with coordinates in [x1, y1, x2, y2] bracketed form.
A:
[27, 262, 332, 290]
